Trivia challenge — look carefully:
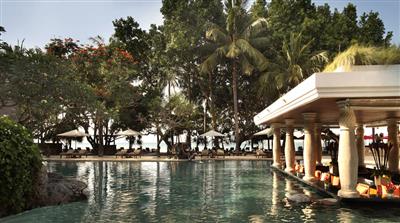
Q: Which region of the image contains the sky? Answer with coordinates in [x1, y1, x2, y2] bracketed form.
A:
[0, 0, 399, 49]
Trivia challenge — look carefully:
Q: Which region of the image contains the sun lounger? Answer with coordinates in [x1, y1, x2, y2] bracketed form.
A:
[216, 149, 225, 158]
[200, 150, 209, 158]
[115, 149, 128, 158]
[127, 149, 141, 158]
[76, 149, 88, 158]
[60, 149, 75, 158]
[256, 149, 268, 158]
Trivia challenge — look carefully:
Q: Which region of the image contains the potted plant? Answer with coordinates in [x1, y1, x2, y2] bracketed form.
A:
[369, 142, 393, 187]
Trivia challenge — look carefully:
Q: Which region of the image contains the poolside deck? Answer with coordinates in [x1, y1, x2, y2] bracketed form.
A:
[272, 165, 400, 206]
[43, 154, 276, 162]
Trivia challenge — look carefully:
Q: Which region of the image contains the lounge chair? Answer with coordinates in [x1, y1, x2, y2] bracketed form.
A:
[216, 149, 225, 158]
[60, 149, 75, 158]
[127, 149, 141, 158]
[76, 149, 88, 158]
[256, 149, 268, 158]
[115, 149, 128, 158]
[200, 150, 209, 158]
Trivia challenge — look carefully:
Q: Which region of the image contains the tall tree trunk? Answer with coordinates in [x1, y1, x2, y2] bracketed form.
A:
[187, 130, 192, 149]
[98, 119, 104, 157]
[168, 82, 171, 99]
[203, 99, 207, 132]
[232, 60, 240, 151]
[208, 72, 216, 129]
[156, 128, 160, 157]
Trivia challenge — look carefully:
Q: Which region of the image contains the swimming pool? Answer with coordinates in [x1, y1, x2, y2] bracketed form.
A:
[2, 161, 400, 222]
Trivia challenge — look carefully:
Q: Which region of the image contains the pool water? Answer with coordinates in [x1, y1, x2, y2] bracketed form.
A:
[2, 161, 400, 223]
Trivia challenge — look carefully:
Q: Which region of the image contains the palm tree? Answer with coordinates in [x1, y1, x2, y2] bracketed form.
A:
[200, 0, 268, 151]
[258, 32, 328, 96]
[164, 72, 179, 98]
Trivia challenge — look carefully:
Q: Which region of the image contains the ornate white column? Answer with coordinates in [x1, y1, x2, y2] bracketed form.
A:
[387, 118, 399, 173]
[337, 100, 359, 198]
[355, 124, 366, 168]
[284, 119, 295, 173]
[302, 113, 317, 182]
[314, 123, 322, 166]
[271, 123, 282, 168]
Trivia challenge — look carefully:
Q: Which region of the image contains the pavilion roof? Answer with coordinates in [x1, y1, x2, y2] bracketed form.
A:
[254, 65, 400, 127]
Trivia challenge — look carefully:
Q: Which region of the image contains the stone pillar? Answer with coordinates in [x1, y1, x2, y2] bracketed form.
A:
[284, 119, 296, 173]
[271, 123, 281, 168]
[355, 124, 365, 168]
[337, 100, 359, 198]
[302, 113, 317, 182]
[387, 118, 399, 173]
[314, 123, 322, 166]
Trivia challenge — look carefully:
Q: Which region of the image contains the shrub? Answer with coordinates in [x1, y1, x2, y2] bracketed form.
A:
[0, 116, 42, 216]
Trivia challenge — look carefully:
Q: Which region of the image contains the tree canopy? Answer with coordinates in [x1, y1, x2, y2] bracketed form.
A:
[0, 0, 396, 152]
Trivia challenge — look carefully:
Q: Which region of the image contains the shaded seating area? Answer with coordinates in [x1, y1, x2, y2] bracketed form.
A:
[115, 149, 128, 158]
[127, 149, 142, 158]
[254, 65, 400, 201]
[60, 149, 75, 158]
[255, 149, 271, 158]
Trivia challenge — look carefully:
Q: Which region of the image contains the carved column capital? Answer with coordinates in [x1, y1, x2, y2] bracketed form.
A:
[337, 100, 356, 129]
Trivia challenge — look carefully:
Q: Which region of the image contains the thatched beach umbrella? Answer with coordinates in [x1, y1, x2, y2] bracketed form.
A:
[200, 130, 225, 149]
[116, 129, 140, 137]
[57, 129, 89, 149]
[116, 129, 141, 149]
[253, 128, 273, 150]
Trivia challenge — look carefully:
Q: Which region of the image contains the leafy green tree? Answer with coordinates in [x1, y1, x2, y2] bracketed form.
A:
[358, 12, 393, 47]
[0, 43, 91, 141]
[68, 39, 140, 155]
[259, 33, 328, 96]
[201, 0, 268, 150]
[250, 0, 267, 19]
[0, 116, 42, 217]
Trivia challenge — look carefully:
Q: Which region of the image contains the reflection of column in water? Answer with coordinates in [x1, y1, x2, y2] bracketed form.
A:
[284, 178, 294, 197]
[270, 171, 279, 216]
[302, 187, 312, 197]
[337, 208, 355, 223]
[301, 187, 314, 221]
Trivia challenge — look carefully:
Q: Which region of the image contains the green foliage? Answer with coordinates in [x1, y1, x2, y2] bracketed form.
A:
[259, 32, 328, 95]
[200, 0, 268, 149]
[250, 0, 267, 19]
[358, 12, 392, 46]
[0, 116, 42, 216]
[0, 44, 92, 141]
[324, 45, 400, 72]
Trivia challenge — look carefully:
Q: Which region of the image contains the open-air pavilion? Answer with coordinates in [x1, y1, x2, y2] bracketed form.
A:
[254, 65, 400, 198]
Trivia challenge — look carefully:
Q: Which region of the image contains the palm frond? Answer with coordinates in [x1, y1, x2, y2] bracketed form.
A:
[200, 46, 227, 74]
[239, 56, 255, 75]
[236, 39, 268, 71]
[226, 42, 241, 59]
[206, 28, 229, 44]
[249, 37, 270, 51]
[242, 18, 268, 39]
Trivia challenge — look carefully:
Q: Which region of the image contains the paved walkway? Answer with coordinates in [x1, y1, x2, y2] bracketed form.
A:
[43, 154, 378, 168]
[44, 155, 273, 162]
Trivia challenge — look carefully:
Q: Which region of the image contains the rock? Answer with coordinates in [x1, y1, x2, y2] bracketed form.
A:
[285, 193, 312, 203]
[45, 173, 87, 205]
[315, 198, 338, 206]
[30, 165, 49, 207]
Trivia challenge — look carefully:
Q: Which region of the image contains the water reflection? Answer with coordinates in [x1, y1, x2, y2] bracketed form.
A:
[3, 161, 400, 223]
[270, 171, 279, 216]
